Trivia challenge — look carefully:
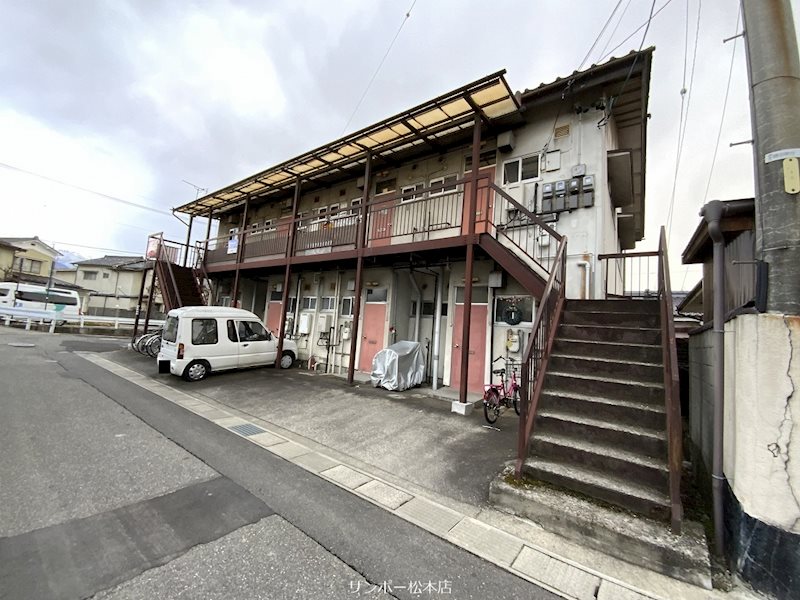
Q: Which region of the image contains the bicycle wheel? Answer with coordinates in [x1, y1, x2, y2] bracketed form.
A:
[145, 335, 161, 358]
[512, 388, 520, 416]
[483, 389, 501, 424]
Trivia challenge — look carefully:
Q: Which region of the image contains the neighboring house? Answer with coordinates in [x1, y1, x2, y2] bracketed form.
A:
[0, 236, 60, 281]
[57, 255, 163, 318]
[165, 50, 652, 395]
[0, 240, 17, 280]
[682, 198, 799, 598]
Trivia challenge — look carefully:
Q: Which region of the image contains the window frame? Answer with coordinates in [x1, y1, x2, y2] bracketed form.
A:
[191, 318, 219, 346]
[341, 296, 354, 316]
[502, 154, 541, 186]
[429, 174, 459, 197]
[300, 296, 317, 311]
[400, 182, 425, 203]
[83, 270, 98, 281]
[320, 296, 336, 311]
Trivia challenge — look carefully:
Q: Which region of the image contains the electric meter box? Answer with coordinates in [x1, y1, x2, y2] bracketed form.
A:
[298, 312, 312, 335]
[581, 174, 595, 207]
[541, 182, 554, 213]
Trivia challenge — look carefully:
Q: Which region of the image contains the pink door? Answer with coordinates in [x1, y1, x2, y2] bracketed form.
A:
[359, 303, 387, 372]
[461, 167, 495, 235]
[450, 303, 487, 394]
[266, 301, 283, 335]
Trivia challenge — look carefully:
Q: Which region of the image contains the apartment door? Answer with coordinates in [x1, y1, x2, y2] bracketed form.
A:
[450, 287, 488, 394]
[358, 302, 387, 372]
[461, 166, 495, 235]
[266, 298, 283, 335]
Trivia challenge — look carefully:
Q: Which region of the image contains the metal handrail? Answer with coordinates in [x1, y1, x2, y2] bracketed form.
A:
[151, 234, 183, 309]
[488, 183, 563, 241]
[515, 234, 567, 477]
[658, 226, 683, 533]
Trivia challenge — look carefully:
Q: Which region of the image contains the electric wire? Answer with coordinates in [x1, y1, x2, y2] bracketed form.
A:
[702, 7, 742, 206]
[598, 0, 658, 128]
[541, 0, 629, 153]
[340, 0, 418, 135]
[577, 0, 625, 71]
[598, 0, 633, 61]
[599, 0, 675, 63]
[666, 0, 703, 239]
[0, 161, 173, 217]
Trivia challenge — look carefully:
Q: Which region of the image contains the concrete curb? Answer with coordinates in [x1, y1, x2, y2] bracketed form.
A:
[80, 352, 730, 600]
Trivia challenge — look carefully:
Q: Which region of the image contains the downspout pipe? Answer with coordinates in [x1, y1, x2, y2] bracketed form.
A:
[702, 199, 727, 557]
[701, 198, 754, 556]
[432, 266, 444, 391]
[409, 270, 422, 342]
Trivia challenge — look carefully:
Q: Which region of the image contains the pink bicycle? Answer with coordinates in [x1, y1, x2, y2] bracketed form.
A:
[483, 357, 521, 424]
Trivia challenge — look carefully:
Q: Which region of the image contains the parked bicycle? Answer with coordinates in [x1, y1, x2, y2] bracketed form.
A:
[132, 330, 161, 358]
[483, 356, 521, 424]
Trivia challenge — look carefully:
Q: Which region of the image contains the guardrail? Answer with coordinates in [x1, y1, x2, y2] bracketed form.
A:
[0, 307, 164, 331]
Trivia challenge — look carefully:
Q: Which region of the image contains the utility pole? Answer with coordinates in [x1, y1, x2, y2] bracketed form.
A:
[741, 0, 800, 315]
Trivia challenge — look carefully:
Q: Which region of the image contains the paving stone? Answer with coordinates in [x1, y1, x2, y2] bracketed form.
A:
[291, 452, 339, 473]
[355, 480, 412, 510]
[248, 431, 286, 448]
[321, 465, 372, 489]
[268, 441, 311, 460]
[394, 497, 462, 536]
[512, 546, 600, 600]
[596, 581, 655, 600]
[212, 416, 248, 428]
[447, 518, 523, 566]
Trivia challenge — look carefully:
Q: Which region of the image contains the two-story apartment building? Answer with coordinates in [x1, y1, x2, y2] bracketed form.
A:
[170, 49, 651, 399]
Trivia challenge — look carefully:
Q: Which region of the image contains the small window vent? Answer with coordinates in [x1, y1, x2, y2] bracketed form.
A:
[554, 124, 570, 139]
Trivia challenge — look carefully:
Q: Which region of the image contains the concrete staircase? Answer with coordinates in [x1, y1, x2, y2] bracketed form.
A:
[522, 298, 670, 519]
[489, 298, 712, 587]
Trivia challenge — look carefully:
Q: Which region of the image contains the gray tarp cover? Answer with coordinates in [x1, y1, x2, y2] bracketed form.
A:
[370, 340, 425, 391]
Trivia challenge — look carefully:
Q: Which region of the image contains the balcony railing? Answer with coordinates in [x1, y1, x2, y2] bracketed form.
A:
[201, 178, 479, 266]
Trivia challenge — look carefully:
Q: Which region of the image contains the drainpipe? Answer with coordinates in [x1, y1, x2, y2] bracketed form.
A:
[702, 200, 727, 557]
[432, 266, 444, 390]
[576, 260, 591, 299]
[409, 270, 422, 342]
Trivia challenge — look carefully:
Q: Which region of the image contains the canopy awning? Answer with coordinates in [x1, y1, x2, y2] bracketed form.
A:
[176, 71, 520, 217]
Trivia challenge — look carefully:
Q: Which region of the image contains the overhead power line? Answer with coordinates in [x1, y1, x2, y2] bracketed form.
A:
[0, 161, 173, 217]
[667, 0, 703, 238]
[599, 0, 675, 63]
[598, 0, 634, 61]
[49, 241, 143, 256]
[340, 0, 419, 135]
[577, 0, 625, 71]
[702, 7, 743, 206]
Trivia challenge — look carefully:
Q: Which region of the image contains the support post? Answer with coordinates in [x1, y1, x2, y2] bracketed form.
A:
[742, 0, 800, 314]
[143, 266, 157, 332]
[276, 179, 302, 361]
[347, 152, 372, 384]
[131, 268, 148, 342]
[458, 119, 482, 403]
[231, 195, 250, 308]
[183, 214, 194, 267]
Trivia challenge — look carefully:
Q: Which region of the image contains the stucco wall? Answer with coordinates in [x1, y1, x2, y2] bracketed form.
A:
[690, 313, 800, 533]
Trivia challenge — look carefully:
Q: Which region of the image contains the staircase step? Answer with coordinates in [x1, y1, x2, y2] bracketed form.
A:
[489, 471, 712, 588]
[553, 338, 662, 363]
[562, 310, 660, 328]
[521, 458, 670, 520]
[557, 324, 661, 345]
[540, 390, 666, 430]
[549, 354, 663, 384]
[566, 299, 660, 314]
[536, 408, 667, 459]
[531, 432, 669, 489]
[545, 371, 665, 405]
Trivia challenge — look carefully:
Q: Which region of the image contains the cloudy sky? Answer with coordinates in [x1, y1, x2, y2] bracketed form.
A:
[1, 0, 798, 287]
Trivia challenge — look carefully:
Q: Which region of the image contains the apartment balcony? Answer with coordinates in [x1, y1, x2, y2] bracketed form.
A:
[201, 180, 471, 273]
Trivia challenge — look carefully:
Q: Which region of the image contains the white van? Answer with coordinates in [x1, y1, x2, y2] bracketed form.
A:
[0, 282, 81, 324]
[157, 306, 298, 381]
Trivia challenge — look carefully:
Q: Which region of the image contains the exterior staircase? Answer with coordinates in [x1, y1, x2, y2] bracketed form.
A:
[520, 298, 671, 520]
